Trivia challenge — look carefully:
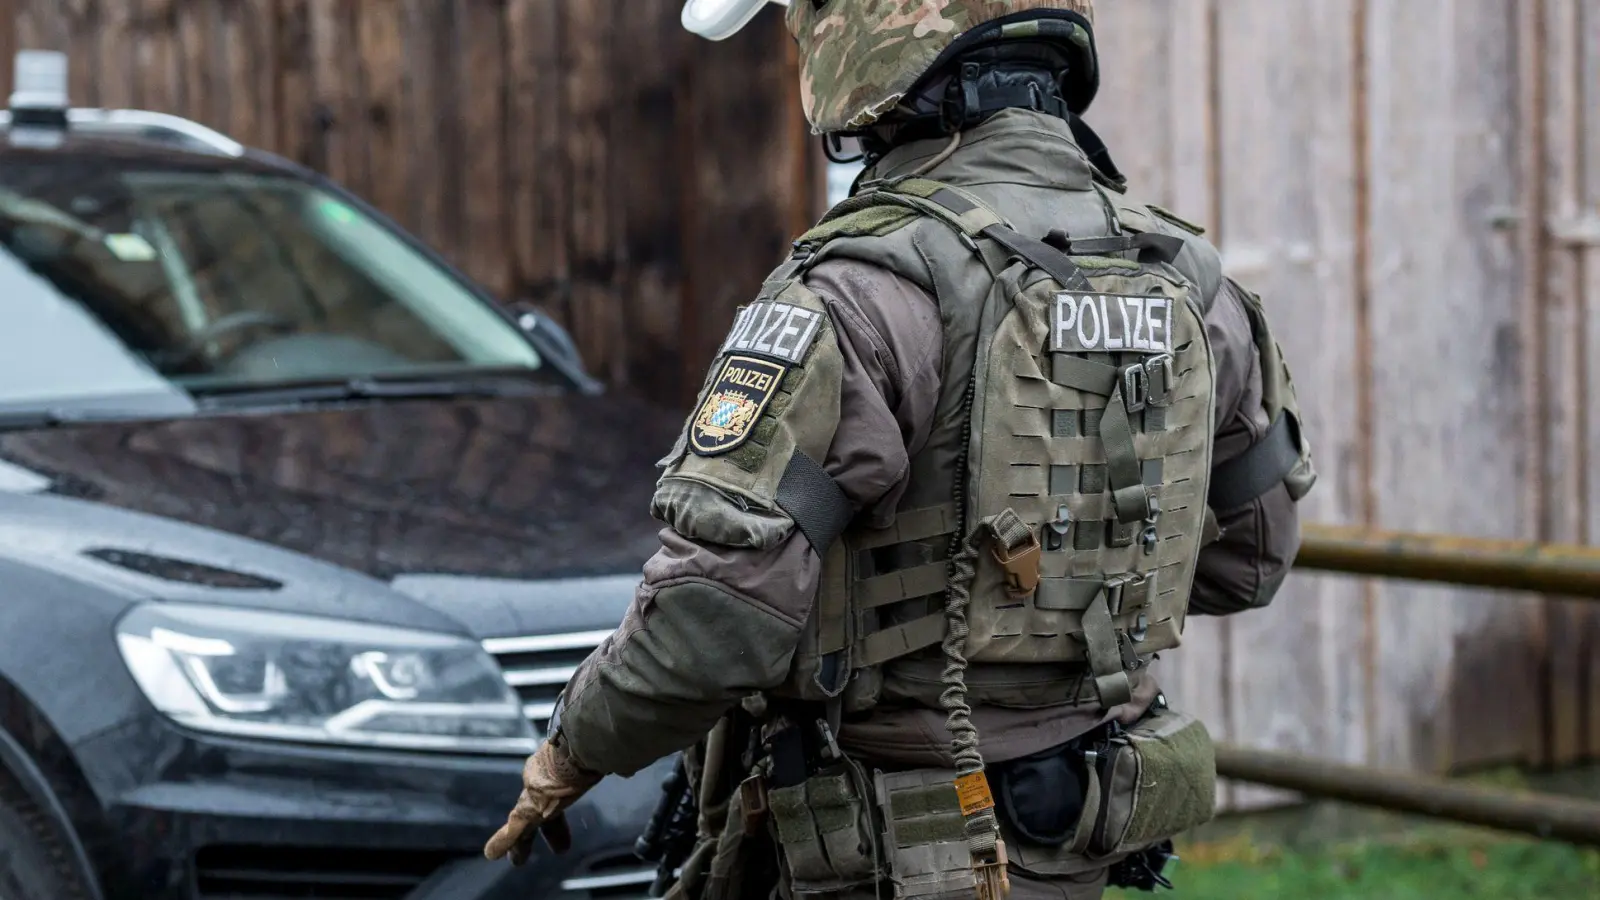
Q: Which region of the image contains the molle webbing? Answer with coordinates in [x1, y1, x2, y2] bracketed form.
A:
[790, 175, 1217, 716]
[840, 503, 960, 668]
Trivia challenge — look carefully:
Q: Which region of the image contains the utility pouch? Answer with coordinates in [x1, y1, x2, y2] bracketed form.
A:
[767, 755, 881, 895]
[1005, 707, 1215, 878]
[873, 769, 979, 900]
[1084, 706, 1216, 857]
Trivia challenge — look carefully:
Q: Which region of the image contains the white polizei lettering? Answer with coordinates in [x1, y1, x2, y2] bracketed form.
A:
[1147, 298, 1168, 352]
[733, 304, 763, 351]
[794, 311, 822, 359]
[752, 303, 789, 353]
[1053, 293, 1078, 352]
[758, 304, 784, 353]
[722, 306, 754, 354]
[1105, 296, 1125, 350]
[1130, 297, 1150, 350]
[772, 307, 811, 360]
[1077, 296, 1102, 349]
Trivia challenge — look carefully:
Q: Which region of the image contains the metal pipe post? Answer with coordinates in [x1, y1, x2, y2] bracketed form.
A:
[1296, 524, 1600, 600]
[1215, 743, 1600, 847]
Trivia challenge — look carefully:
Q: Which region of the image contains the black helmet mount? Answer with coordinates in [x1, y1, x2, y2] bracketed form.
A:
[848, 9, 1119, 183]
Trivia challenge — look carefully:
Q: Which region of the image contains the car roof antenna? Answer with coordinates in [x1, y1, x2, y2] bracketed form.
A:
[9, 50, 70, 149]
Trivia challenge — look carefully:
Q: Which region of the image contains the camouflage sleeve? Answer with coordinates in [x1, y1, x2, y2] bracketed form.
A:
[1190, 278, 1306, 617]
[556, 260, 942, 776]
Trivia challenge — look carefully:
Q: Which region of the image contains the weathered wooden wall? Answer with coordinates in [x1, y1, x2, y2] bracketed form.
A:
[1093, 0, 1600, 806]
[0, 0, 818, 407]
[2, 1, 1595, 794]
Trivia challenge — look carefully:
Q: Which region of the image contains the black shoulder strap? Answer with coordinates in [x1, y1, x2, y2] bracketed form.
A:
[775, 451, 855, 553]
[1207, 413, 1300, 511]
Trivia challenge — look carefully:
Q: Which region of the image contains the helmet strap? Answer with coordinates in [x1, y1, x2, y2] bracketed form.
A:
[852, 57, 1126, 189]
[857, 53, 1070, 152]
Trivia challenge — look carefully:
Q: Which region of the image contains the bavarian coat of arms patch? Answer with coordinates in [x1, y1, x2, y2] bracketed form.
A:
[690, 355, 786, 456]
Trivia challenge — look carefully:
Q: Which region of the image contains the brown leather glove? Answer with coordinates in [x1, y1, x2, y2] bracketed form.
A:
[484, 739, 603, 865]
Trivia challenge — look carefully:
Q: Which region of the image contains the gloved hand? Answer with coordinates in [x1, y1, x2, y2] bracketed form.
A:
[484, 738, 603, 865]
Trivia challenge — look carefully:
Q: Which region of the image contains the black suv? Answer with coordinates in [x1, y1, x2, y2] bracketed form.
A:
[0, 52, 682, 900]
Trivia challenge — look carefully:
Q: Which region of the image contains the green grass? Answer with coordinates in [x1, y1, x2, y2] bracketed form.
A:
[1108, 833, 1600, 899]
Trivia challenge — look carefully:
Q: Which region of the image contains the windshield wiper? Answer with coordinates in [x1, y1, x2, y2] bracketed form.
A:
[191, 373, 547, 409]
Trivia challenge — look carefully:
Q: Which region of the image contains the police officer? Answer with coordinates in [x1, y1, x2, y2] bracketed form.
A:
[486, 3, 1315, 899]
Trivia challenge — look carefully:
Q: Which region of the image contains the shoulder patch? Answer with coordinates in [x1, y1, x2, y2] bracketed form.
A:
[690, 355, 788, 457]
[718, 299, 824, 365]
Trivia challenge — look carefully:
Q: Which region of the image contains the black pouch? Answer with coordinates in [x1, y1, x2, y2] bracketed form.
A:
[993, 733, 1095, 846]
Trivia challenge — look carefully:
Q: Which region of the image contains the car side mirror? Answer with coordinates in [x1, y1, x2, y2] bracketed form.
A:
[511, 304, 582, 366]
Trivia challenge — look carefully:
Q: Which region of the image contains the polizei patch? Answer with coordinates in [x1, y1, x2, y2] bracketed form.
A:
[690, 356, 787, 456]
[718, 300, 824, 365]
[1050, 293, 1174, 355]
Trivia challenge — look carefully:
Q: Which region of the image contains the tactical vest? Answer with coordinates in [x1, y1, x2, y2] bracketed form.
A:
[772, 172, 1223, 718]
[654, 161, 1232, 719]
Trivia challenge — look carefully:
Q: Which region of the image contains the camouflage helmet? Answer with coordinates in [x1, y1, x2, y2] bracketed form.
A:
[787, 1, 1097, 135]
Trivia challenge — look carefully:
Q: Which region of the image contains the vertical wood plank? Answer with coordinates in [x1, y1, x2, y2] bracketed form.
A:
[355, 0, 410, 228]
[134, 0, 184, 117]
[454, 0, 511, 298]
[309, 0, 366, 192]
[220, 0, 280, 149]
[401, 0, 460, 258]
[65, 0, 102, 107]
[1214, 0, 1368, 804]
[199, 1, 232, 131]
[1538, 0, 1588, 768]
[174, 0, 211, 125]
[213, 0, 252, 143]
[1367, 0, 1539, 773]
[612, 0, 686, 397]
[1580, 0, 1600, 759]
[1093, 0, 1179, 204]
[14, 0, 67, 56]
[95, 0, 136, 109]
[564, 0, 619, 380]
[0, 0, 17, 100]
[504, 0, 570, 322]
[274, 0, 316, 165]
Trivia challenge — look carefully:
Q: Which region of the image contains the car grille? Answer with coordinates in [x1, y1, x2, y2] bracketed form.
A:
[193, 845, 463, 899]
[482, 630, 613, 738]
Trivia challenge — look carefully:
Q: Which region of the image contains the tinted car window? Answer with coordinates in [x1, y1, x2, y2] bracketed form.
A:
[0, 161, 540, 409]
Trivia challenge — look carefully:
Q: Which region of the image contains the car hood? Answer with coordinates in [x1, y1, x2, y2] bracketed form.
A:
[0, 391, 684, 585]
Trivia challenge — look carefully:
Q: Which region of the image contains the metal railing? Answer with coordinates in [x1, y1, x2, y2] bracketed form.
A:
[1215, 743, 1600, 846]
[1295, 523, 1600, 599]
[1212, 524, 1600, 846]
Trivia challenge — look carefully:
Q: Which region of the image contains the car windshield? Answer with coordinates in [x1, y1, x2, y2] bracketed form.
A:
[0, 160, 542, 416]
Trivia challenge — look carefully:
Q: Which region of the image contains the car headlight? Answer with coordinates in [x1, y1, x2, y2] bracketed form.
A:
[116, 603, 536, 754]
